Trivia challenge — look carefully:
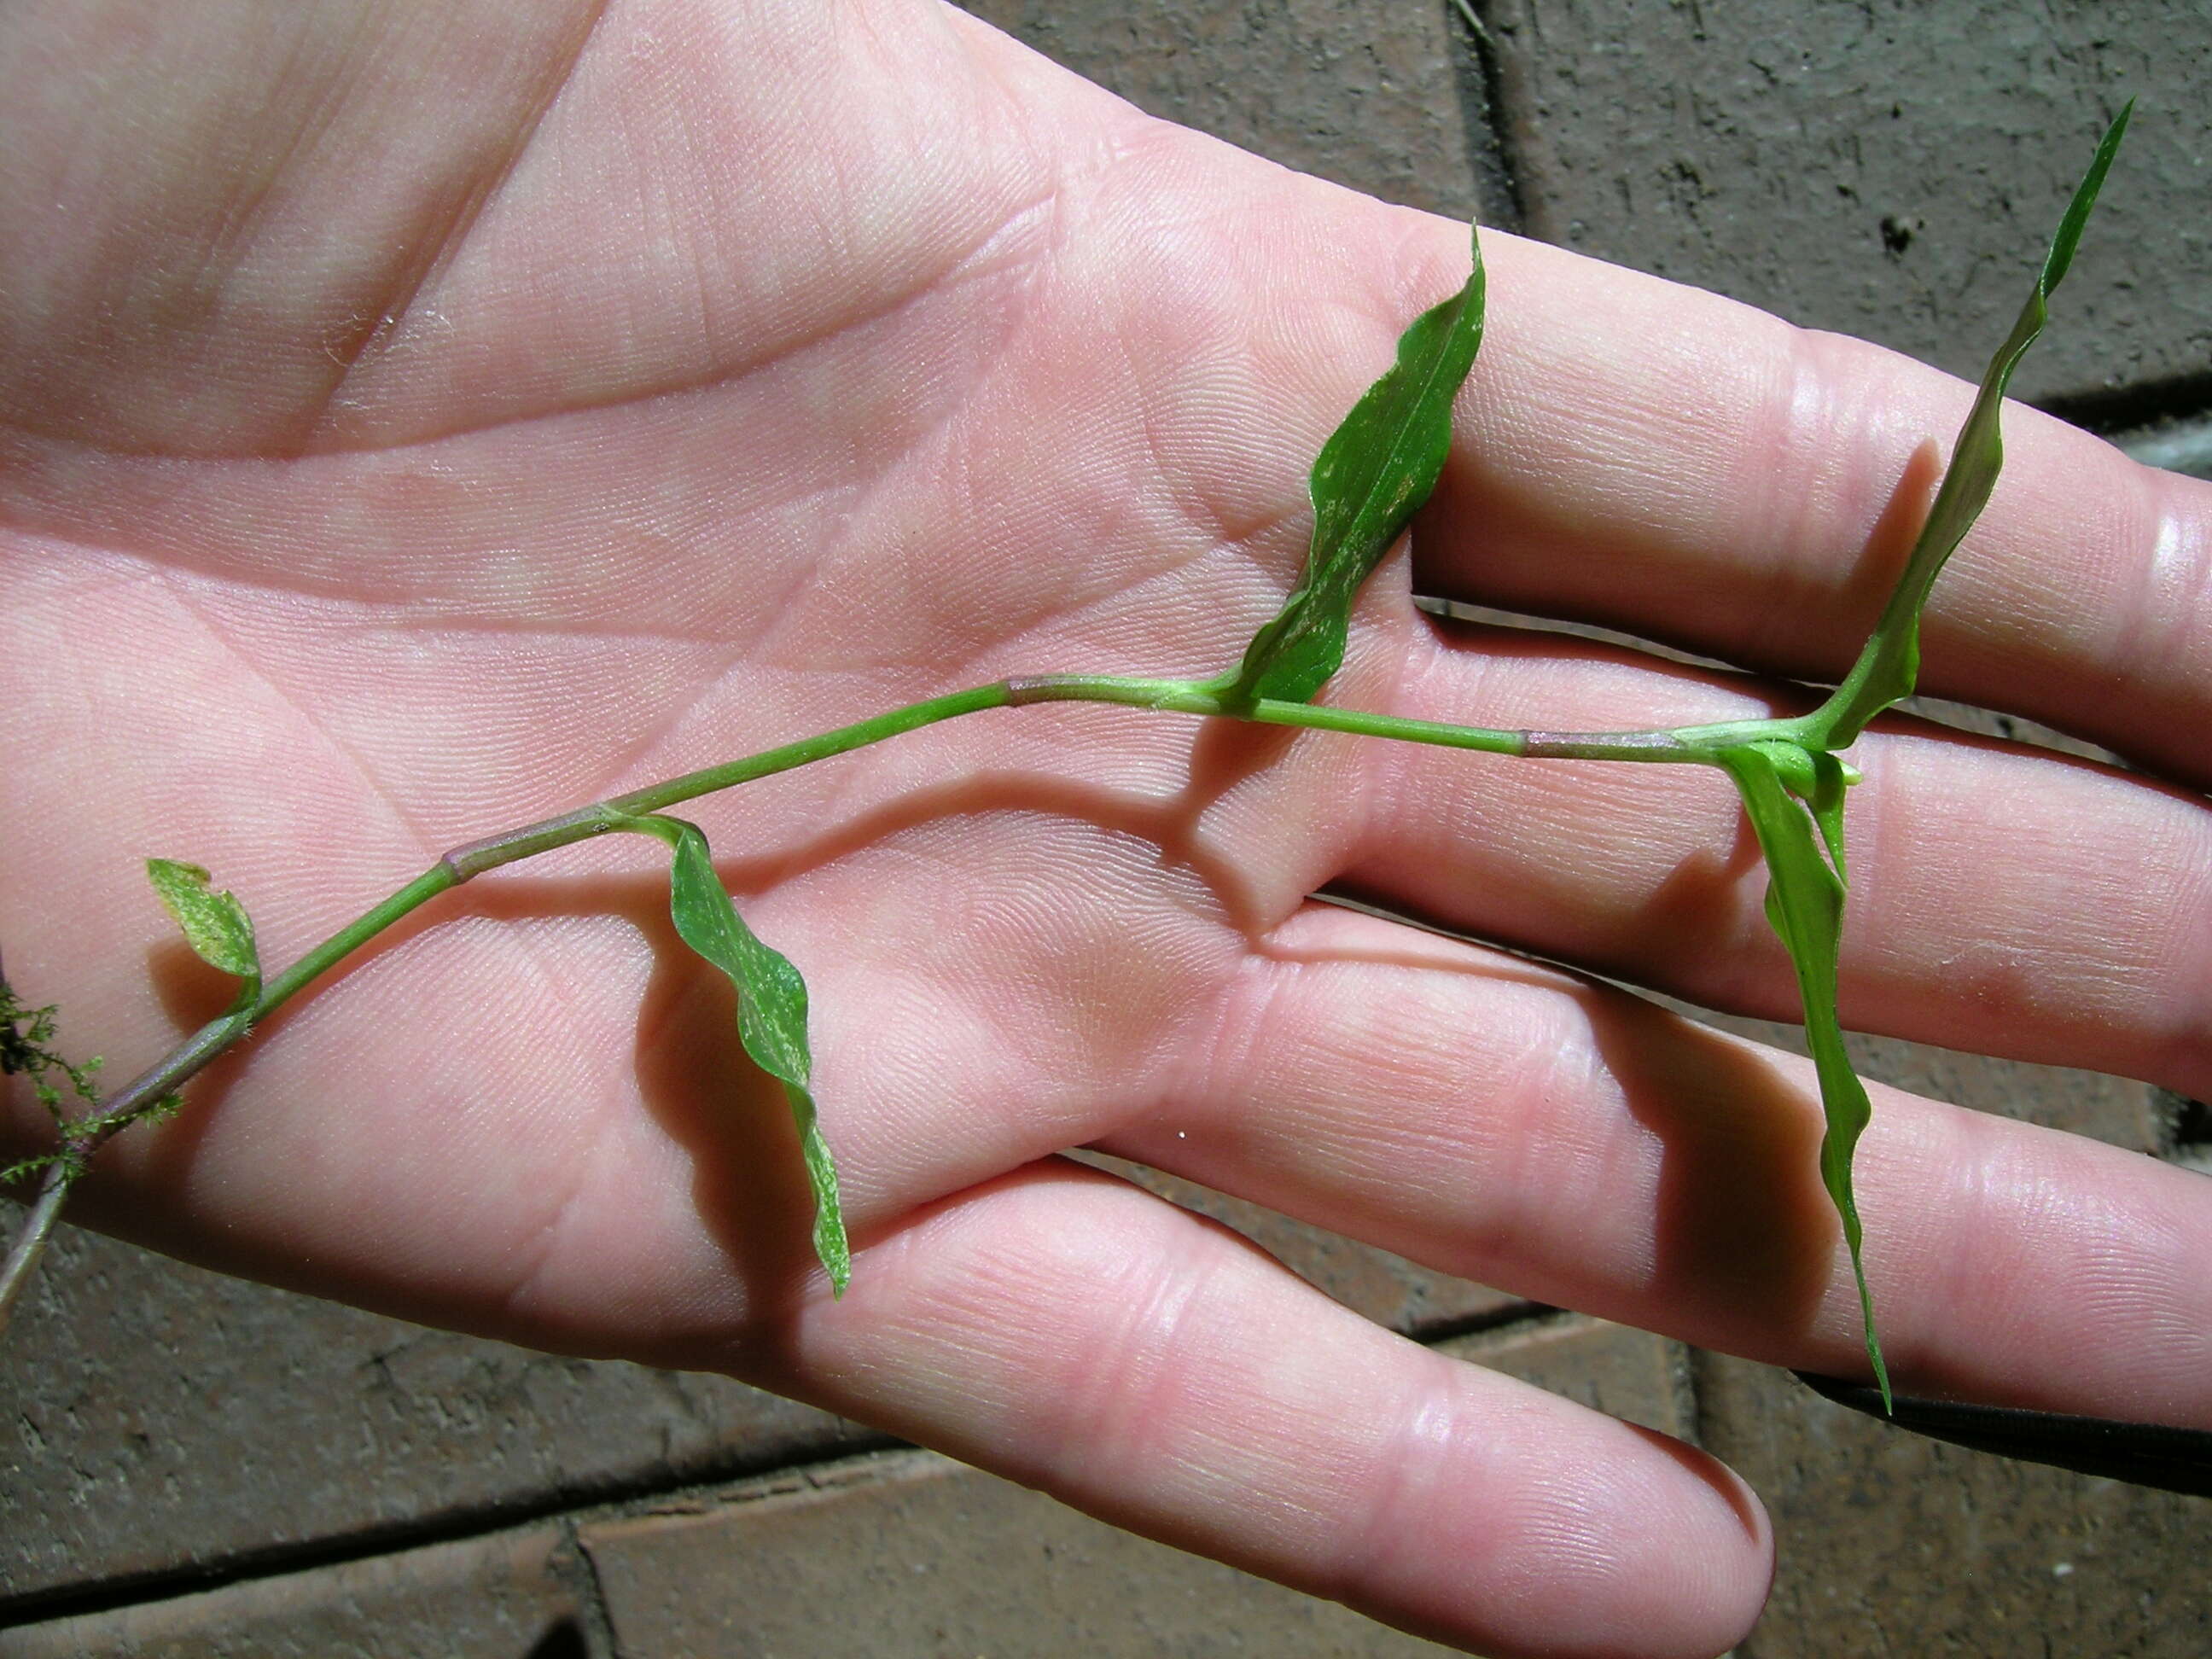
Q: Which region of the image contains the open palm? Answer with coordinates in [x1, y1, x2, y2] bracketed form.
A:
[5, 5, 2209, 1656]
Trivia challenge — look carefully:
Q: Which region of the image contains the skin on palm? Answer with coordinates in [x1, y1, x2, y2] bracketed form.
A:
[3, 3, 2211, 1656]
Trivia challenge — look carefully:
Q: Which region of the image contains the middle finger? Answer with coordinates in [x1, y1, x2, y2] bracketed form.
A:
[1318, 608, 2212, 1103]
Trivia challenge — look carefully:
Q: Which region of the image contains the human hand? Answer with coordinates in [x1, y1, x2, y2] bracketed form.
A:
[3, 4, 2207, 1656]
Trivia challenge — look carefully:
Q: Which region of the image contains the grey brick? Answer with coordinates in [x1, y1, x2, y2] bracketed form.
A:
[1697, 1351, 2212, 1658]
[962, 0, 1511, 224]
[0, 1225, 869, 1606]
[1482, 0, 2212, 405]
[0, 1526, 579, 1659]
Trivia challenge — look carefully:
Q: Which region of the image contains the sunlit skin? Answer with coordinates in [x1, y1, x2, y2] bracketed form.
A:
[4, 5, 2209, 1656]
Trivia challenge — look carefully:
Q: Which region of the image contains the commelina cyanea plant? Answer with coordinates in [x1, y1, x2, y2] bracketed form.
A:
[0, 108, 2136, 1410]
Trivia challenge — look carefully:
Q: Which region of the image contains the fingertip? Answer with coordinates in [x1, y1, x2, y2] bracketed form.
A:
[1349, 1359, 1774, 1659]
[1596, 1425, 1774, 1659]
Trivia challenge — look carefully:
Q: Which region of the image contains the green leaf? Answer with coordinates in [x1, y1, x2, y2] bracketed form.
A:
[1717, 744, 1891, 1412]
[1220, 223, 1487, 707]
[146, 859, 261, 990]
[617, 813, 849, 1295]
[1810, 103, 2131, 748]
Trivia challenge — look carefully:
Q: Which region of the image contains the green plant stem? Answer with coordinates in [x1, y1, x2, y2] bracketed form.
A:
[0, 671, 1773, 1335]
[1003, 675, 1702, 761]
[600, 683, 1022, 822]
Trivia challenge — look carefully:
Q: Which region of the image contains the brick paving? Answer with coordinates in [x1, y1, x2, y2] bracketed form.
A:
[6, 3, 2210, 1655]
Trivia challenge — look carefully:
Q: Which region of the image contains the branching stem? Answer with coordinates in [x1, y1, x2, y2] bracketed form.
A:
[0, 671, 1778, 1334]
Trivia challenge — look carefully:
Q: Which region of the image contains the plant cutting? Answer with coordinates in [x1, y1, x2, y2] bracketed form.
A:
[0, 109, 2134, 1409]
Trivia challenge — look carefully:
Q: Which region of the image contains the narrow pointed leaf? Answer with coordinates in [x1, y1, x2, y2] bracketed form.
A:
[618, 814, 849, 1294]
[1718, 746, 1890, 1412]
[1811, 103, 2130, 748]
[1222, 224, 1487, 707]
[146, 859, 261, 994]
